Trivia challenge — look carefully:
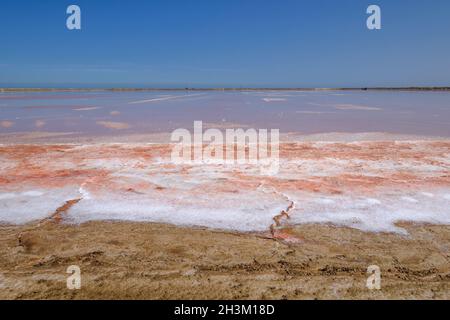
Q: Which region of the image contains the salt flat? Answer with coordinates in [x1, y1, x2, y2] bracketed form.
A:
[1, 141, 448, 236]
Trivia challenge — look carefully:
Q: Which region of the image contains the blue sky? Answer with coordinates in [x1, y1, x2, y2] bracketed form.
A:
[1, 0, 449, 87]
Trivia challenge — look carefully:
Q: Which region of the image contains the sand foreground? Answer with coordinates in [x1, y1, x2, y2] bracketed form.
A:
[0, 221, 449, 299]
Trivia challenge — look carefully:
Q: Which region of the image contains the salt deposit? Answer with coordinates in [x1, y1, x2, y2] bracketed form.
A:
[0, 142, 449, 234]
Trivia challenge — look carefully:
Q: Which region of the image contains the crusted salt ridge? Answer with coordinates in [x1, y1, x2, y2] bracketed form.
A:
[257, 184, 296, 237]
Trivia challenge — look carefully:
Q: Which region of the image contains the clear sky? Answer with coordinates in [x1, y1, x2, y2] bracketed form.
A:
[1, 0, 449, 88]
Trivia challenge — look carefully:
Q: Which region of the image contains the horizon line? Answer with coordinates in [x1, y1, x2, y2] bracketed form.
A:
[1, 87, 450, 92]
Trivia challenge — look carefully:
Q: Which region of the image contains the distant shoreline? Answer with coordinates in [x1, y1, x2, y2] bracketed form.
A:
[1, 87, 450, 92]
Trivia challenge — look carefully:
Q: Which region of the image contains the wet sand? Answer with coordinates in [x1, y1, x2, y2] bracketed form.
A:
[0, 221, 449, 299]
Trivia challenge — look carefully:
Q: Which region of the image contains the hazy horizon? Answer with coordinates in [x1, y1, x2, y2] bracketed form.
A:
[1, 84, 450, 90]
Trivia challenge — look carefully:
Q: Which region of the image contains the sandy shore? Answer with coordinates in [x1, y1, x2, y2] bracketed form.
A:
[0, 220, 449, 299]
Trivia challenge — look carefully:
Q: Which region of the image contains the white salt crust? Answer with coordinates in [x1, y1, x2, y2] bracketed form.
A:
[1, 144, 449, 234]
